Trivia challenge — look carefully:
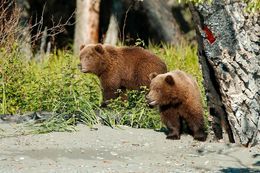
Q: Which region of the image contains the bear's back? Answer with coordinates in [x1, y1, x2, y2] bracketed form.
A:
[171, 70, 196, 88]
[105, 46, 166, 89]
[170, 70, 202, 103]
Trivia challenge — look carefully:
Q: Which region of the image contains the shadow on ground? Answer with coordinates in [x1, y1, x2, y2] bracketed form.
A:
[219, 167, 260, 173]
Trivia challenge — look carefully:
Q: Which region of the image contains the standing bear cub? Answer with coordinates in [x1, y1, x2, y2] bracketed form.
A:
[78, 44, 167, 102]
[147, 70, 207, 141]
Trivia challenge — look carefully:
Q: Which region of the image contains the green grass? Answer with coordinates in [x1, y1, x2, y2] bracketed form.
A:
[0, 42, 208, 133]
[99, 87, 161, 129]
[0, 47, 102, 132]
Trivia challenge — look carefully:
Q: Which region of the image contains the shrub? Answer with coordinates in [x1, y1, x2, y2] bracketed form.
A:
[100, 87, 161, 129]
[0, 48, 102, 132]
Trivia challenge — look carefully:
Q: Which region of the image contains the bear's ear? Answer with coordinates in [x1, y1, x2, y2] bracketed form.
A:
[94, 44, 104, 54]
[80, 44, 85, 51]
[149, 72, 158, 80]
[165, 75, 174, 85]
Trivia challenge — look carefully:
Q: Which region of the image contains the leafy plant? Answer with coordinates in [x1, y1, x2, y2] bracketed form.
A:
[244, 0, 260, 12]
[0, 46, 28, 114]
[100, 87, 161, 129]
[0, 48, 102, 132]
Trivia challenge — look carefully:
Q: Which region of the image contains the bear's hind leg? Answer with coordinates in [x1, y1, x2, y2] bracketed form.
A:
[193, 128, 207, 141]
[186, 117, 207, 141]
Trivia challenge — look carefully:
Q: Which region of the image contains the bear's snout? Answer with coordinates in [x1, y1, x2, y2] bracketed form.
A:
[78, 63, 90, 73]
[146, 94, 157, 108]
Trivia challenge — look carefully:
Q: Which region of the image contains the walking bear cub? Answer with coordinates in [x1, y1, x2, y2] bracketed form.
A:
[78, 44, 167, 102]
[147, 70, 207, 141]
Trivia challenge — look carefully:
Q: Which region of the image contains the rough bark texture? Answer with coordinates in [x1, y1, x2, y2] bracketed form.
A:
[190, 0, 260, 147]
[74, 0, 100, 55]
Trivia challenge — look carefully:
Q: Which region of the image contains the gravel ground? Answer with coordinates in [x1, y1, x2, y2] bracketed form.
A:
[0, 123, 259, 173]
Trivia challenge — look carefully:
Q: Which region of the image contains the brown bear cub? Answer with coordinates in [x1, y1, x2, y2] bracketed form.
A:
[78, 44, 167, 102]
[147, 70, 207, 141]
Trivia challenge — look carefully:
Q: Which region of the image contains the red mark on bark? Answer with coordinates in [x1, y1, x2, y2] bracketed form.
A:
[203, 25, 216, 44]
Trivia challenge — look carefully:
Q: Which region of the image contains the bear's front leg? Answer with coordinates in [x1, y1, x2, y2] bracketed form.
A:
[166, 123, 180, 140]
[103, 88, 118, 101]
[101, 88, 118, 107]
[164, 116, 181, 140]
[100, 74, 121, 107]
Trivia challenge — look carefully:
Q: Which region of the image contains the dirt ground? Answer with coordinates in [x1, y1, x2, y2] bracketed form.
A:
[0, 123, 259, 173]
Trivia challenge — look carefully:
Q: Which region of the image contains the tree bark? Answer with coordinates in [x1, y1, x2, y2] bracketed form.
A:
[74, 0, 100, 55]
[104, 14, 119, 45]
[190, 0, 260, 147]
[102, 0, 124, 45]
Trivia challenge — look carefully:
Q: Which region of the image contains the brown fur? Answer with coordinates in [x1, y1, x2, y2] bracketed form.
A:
[147, 70, 207, 141]
[79, 44, 167, 101]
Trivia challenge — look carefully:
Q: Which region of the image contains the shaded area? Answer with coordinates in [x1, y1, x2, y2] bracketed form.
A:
[196, 144, 260, 173]
[219, 168, 260, 173]
[28, 0, 76, 50]
[24, 0, 193, 50]
[0, 112, 52, 124]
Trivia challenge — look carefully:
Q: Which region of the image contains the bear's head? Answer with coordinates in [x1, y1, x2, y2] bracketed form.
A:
[146, 72, 182, 107]
[78, 44, 106, 76]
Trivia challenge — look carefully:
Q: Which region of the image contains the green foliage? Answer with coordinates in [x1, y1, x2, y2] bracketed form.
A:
[100, 87, 161, 129]
[149, 43, 203, 86]
[0, 47, 28, 114]
[245, 0, 260, 12]
[134, 38, 146, 47]
[0, 47, 102, 132]
[31, 114, 77, 134]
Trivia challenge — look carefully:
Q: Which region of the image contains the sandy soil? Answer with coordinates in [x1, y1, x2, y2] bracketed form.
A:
[0, 123, 259, 173]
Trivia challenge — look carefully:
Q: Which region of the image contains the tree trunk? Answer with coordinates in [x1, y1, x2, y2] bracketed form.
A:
[74, 0, 100, 55]
[103, 14, 119, 45]
[190, 0, 260, 147]
[141, 0, 181, 44]
[102, 0, 124, 45]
